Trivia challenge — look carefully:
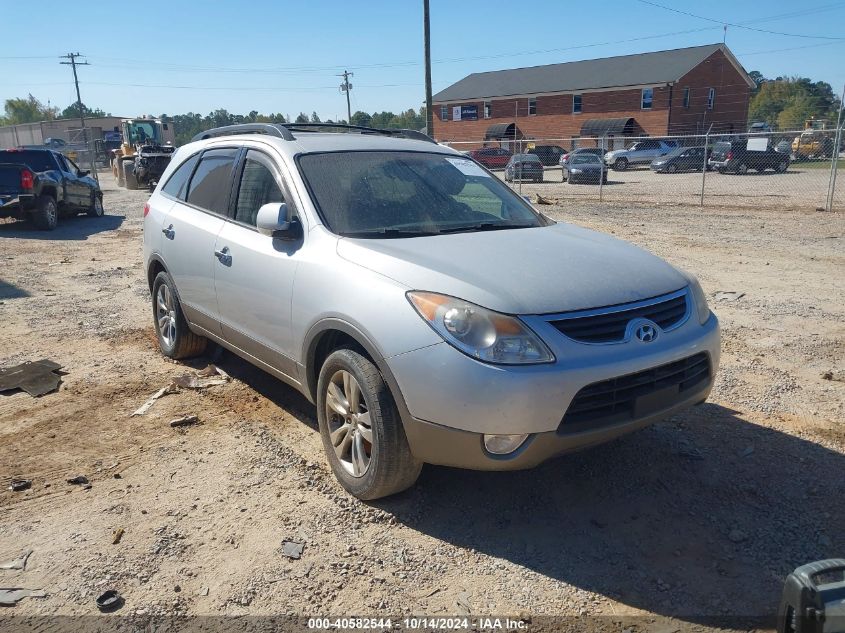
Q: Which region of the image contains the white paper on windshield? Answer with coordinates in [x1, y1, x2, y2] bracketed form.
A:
[746, 137, 768, 151]
[446, 157, 491, 178]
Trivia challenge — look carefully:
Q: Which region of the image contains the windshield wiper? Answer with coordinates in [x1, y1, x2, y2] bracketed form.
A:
[341, 228, 441, 238]
[438, 222, 537, 234]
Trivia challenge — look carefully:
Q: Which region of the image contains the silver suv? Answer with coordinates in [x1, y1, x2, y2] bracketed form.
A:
[143, 123, 719, 499]
[604, 139, 678, 170]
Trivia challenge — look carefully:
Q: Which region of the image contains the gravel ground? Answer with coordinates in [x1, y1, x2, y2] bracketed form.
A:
[0, 173, 843, 631]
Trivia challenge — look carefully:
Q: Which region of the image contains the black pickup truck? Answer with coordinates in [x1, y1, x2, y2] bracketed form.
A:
[0, 148, 103, 230]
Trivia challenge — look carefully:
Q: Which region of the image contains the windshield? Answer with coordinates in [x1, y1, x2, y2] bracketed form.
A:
[298, 151, 549, 237]
[126, 121, 161, 144]
[572, 154, 600, 165]
[0, 150, 58, 172]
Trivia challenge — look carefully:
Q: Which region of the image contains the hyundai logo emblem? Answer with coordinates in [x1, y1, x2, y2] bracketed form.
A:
[635, 323, 658, 342]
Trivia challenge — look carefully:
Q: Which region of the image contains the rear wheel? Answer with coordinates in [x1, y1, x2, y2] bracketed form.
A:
[151, 271, 207, 359]
[736, 163, 748, 175]
[613, 157, 628, 171]
[317, 348, 422, 500]
[123, 162, 139, 190]
[31, 194, 58, 230]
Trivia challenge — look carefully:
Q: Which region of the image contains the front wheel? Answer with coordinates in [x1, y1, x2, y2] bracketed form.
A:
[151, 271, 207, 359]
[613, 157, 628, 171]
[123, 162, 139, 190]
[776, 161, 789, 173]
[317, 348, 422, 500]
[667, 164, 677, 173]
[87, 193, 104, 217]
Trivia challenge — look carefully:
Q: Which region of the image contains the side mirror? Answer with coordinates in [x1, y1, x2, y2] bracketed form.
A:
[78, 170, 90, 177]
[256, 202, 300, 239]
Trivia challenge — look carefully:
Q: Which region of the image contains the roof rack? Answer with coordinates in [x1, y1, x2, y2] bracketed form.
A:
[191, 122, 436, 144]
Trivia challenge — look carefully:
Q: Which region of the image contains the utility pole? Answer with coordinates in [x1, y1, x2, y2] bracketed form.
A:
[825, 83, 845, 212]
[60, 52, 97, 181]
[423, 0, 434, 138]
[338, 70, 353, 124]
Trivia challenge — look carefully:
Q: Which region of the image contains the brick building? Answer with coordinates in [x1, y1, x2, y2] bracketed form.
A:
[431, 44, 754, 149]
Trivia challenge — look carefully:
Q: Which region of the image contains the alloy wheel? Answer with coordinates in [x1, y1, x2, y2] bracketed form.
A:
[156, 283, 177, 348]
[325, 370, 373, 477]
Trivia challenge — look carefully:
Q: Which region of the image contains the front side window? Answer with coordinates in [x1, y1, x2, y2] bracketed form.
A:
[528, 97, 537, 115]
[185, 148, 238, 215]
[707, 88, 715, 110]
[234, 151, 284, 227]
[641, 88, 653, 110]
[440, 105, 448, 120]
[162, 153, 200, 199]
[573, 94, 582, 114]
[298, 151, 548, 237]
[484, 101, 491, 119]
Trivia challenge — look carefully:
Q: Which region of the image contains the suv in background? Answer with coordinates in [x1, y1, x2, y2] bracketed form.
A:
[467, 146, 511, 169]
[527, 145, 565, 166]
[144, 123, 719, 500]
[709, 140, 790, 174]
[604, 139, 678, 170]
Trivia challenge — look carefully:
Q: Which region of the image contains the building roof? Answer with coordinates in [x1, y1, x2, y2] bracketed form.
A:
[433, 44, 753, 102]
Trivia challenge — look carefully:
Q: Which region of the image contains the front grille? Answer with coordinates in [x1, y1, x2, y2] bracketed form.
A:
[559, 352, 710, 432]
[549, 291, 688, 343]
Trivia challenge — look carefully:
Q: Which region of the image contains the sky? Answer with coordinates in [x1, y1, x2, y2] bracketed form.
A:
[2, 0, 844, 121]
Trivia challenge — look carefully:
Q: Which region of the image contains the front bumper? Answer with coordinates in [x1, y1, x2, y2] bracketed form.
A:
[388, 308, 720, 469]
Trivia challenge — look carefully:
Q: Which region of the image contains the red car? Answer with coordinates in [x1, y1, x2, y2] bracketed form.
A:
[467, 147, 512, 169]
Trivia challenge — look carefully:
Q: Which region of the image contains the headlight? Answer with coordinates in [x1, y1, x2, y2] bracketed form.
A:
[570, 168, 583, 173]
[407, 291, 554, 365]
[687, 276, 711, 324]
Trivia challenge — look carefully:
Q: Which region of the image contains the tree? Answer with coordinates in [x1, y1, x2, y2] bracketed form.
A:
[350, 111, 372, 127]
[749, 76, 840, 129]
[1, 94, 58, 125]
[60, 102, 107, 119]
[295, 112, 310, 123]
[310, 111, 321, 123]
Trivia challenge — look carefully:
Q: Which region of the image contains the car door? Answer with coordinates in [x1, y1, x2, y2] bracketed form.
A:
[161, 147, 238, 337]
[212, 147, 303, 378]
[63, 156, 91, 206]
[55, 154, 84, 207]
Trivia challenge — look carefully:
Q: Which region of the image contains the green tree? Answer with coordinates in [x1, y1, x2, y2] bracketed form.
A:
[60, 102, 107, 119]
[2, 94, 57, 124]
[310, 111, 321, 123]
[294, 112, 309, 123]
[749, 76, 840, 129]
[350, 111, 372, 127]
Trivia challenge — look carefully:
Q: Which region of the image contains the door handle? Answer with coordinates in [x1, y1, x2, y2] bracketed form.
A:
[214, 246, 232, 266]
[162, 224, 174, 239]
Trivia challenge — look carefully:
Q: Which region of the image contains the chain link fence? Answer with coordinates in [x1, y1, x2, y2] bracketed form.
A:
[446, 128, 845, 212]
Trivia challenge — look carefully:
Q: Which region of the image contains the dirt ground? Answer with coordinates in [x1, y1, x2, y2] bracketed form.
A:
[1, 172, 843, 631]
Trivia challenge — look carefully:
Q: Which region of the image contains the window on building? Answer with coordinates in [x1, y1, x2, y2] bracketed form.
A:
[440, 105, 448, 120]
[573, 94, 582, 114]
[484, 101, 491, 119]
[682, 87, 690, 108]
[234, 151, 285, 227]
[707, 88, 715, 110]
[528, 97, 537, 115]
[641, 88, 653, 110]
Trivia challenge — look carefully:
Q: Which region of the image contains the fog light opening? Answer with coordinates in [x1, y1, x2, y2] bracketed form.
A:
[483, 433, 529, 455]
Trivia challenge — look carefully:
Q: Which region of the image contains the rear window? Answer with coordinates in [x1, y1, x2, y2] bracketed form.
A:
[0, 150, 58, 172]
[713, 142, 732, 155]
[162, 153, 200, 200]
[185, 148, 238, 215]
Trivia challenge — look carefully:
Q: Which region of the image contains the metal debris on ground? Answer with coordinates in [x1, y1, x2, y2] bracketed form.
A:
[66, 475, 89, 485]
[95, 589, 124, 612]
[530, 193, 553, 205]
[112, 528, 125, 545]
[0, 549, 33, 571]
[169, 415, 200, 428]
[713, 291, 745, 302]
[0, 588, 47, 606]
[8, 479, 31, 492]
[0, 359, 63, 397]
[282, 540, 305, 559]
[130, 365, 230, 417]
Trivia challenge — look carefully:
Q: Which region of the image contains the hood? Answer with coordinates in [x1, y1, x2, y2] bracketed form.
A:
[337, 223, 687, 314]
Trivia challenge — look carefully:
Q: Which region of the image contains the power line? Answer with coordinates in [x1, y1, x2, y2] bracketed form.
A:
[636, 0, 845, 40]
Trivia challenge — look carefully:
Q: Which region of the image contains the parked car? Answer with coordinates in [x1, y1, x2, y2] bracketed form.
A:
[604, 139, 679, 170]
[559, 148, 604, 181]
[467, 146, 511, 169]
[563, 153, 607, 184]
[0, 148, 103, 230]
[505, 153, 544, 182]
[747, 122, 772, 134]
[708, 140, 790, 174]
[650, 146, 708, 173]
[527, 144, 565, 166]
[144, 123, 719, 500]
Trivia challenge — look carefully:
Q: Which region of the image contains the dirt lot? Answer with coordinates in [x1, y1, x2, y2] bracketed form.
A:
[1, 172, 843, 630]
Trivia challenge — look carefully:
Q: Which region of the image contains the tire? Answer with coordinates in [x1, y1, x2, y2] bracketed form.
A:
[736, 163, 748, 175]
[317, 348, 422, 500]
[666, 164, 677, 173]
[776, 160, 789, 173]
[123, 162, 139, 190]
[31, 194, 58, 230]
[87, 192, 104, 217]
[536, 176, 544, 183]
[756, 167, 766, 173]
[151, 271, 207, 360]
[116, 159, 125, 187]
[613, 157, 628, 171]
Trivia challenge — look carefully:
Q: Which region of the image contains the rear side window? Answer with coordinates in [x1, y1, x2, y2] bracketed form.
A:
[162, 153, 200, 200]
[186, 148, 238, 215]
[233, 151, 284, 227]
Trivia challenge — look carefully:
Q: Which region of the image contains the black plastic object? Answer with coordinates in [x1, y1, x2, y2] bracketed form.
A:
[95, 589, 124, 612]
[777, 559, 845, 633]
[190, 122, 436, 144]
